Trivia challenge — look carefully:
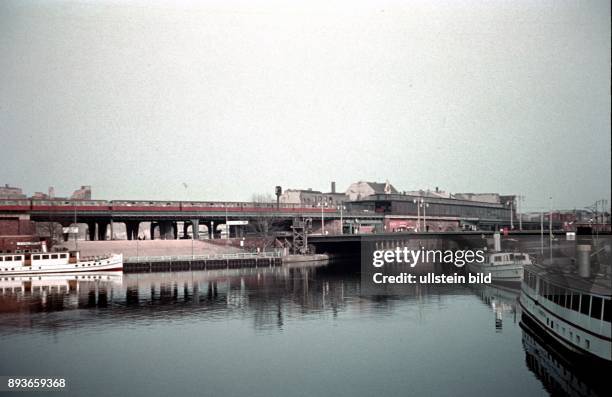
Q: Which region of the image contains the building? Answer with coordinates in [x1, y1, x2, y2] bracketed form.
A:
[279, 182, 348, 206]
[454, 193, 502, 204]
[0, 214, 38, 253]
[345, 181, 398, 201]
[347, 192, 515, 231]
[0, 184, 26, 199]
[71, 185, 92, 200]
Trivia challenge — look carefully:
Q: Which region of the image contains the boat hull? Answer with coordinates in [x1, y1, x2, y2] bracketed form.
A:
[0, 254, 123, 276]
[467, 262, 523, 283]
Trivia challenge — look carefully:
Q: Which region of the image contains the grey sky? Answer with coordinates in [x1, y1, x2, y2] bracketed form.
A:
[1, 0, 610, 211]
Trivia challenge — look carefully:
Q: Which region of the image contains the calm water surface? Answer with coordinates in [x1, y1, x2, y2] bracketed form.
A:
[0, 263, 601, 397]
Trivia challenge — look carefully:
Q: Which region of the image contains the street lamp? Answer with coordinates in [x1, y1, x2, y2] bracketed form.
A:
[506, 200, 514, 230]
[422, 199, 430, 232]
[337, 204, 346, 235]
[317, 201, 328, 235]
[413, 198, 429, 232]
[412, 199, 420, 232]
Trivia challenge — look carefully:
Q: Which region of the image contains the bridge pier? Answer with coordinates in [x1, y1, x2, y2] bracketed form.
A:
[158, 221, 174, 240]
[192, 219, 200, 240]
[125, 221, 140, 240]
[87, 222, 96, 241]
[97, 221, 109, 241]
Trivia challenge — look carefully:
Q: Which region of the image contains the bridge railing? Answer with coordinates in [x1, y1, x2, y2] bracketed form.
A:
[124, 251, 282, 263]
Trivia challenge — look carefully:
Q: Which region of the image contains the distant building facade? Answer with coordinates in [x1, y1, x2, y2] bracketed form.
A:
[345, 181, 398, 201]
[71, 185, 92, 200]
[0, 184, 26, 199]
[280, 182, 348, 206]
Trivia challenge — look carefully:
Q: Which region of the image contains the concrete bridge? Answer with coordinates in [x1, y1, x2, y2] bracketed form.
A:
[0, 198, 383, 240]
[308, 230, 577, 258]
[0, 198, 560, 242]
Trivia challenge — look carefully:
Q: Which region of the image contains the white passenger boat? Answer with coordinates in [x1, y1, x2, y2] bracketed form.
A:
[468, 252, 532, 285]
[0, 250, 123, 275]
[519, 257, 611, 363]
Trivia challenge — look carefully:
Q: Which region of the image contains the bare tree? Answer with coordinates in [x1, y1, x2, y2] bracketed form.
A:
[248, 193, 285, 250]
[36, 221, 64, 246]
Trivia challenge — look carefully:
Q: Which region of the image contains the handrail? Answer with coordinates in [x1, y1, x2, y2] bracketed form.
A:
[124, 251, 282, 263]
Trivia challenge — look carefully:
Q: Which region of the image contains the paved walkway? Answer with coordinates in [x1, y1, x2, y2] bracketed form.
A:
[58, 240, 245, 257]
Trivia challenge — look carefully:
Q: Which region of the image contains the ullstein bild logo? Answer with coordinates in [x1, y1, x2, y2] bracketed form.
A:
[362, 247, 491, 293]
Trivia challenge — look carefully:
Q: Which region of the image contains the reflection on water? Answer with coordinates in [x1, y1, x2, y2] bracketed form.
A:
[471, 284, 519, 332]
[0, 263, 605, 397]
[521, 322, 607, 397]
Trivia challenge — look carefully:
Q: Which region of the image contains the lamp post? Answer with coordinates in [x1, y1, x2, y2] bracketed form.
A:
[506, 200, 514, 230]
[337, 204, 346, 235]
[318, 201, 328, 235]
[225, 205, 229, 239]
[422, 199, 429, 232]
[549, 197, 553, 264]
[518, 195, 523, 231]
[413, 199, 420, 232]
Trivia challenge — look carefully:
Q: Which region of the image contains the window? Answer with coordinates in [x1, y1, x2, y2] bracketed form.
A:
[51, 254, 58, 259]
[571, 292, 580, 311]
[585, 339, 590, 349]
[559, 289, 566, 307]
[604, 300, 611, 323]
[42, 255, 49, 260]
[33, 255, 40, 260]
[590, 296, 603, 320]
[5, 256, 12, 261]
[580, 295, 591, 316]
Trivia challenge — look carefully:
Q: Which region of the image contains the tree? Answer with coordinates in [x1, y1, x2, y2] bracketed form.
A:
[248, 193, 285, 250]
[36, 221, 64, 246]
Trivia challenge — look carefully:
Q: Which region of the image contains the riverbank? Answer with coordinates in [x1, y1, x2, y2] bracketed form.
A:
[58, 240, 245, 257]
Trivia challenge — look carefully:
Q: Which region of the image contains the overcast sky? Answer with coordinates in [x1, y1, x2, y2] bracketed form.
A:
[1, 0, 610, 211]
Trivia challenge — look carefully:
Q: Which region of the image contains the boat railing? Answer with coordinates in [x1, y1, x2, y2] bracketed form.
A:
[124, 251, 282, 263]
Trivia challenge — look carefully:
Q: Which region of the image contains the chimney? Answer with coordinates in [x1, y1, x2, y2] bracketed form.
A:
[331, 181, 336, 194]
[577, 244, 591, 278]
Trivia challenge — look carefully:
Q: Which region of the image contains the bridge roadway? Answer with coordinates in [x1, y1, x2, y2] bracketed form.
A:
[307, 230, 579, 258]
[0, 198, 383, 241]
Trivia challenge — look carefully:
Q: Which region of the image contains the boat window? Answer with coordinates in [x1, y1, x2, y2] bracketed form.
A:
[0, 257, 3, 262]
[61, 254, 67, 258]
[515, 254, 525, 260]
[558, 288, 566, 307]
[580, 294, 591, 316]
[51, 254, 58, 259]
[5, 256, 12, 261]
[604, 300, 611, 323]
[42, 255, 49, 260]
[571, 292, 580, 311]
[564, 291, 572, 309]
[590, 296, 603, 320]
[33, 255, 40, 260]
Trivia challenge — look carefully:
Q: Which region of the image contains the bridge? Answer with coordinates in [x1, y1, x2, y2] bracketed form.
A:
[1, 198, 563, 242]
[0, 198, 383, 240]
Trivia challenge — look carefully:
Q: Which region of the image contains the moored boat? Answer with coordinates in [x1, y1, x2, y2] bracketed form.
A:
[468, 251, 532, 286]
[0, 250, 123, 275]
[518, 243, 611, 363]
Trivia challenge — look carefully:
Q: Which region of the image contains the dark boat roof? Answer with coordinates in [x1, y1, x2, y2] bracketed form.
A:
[525, 263, 612, 297]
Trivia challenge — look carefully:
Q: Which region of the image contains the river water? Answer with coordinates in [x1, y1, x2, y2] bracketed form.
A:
[0, 262, 605, 396]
